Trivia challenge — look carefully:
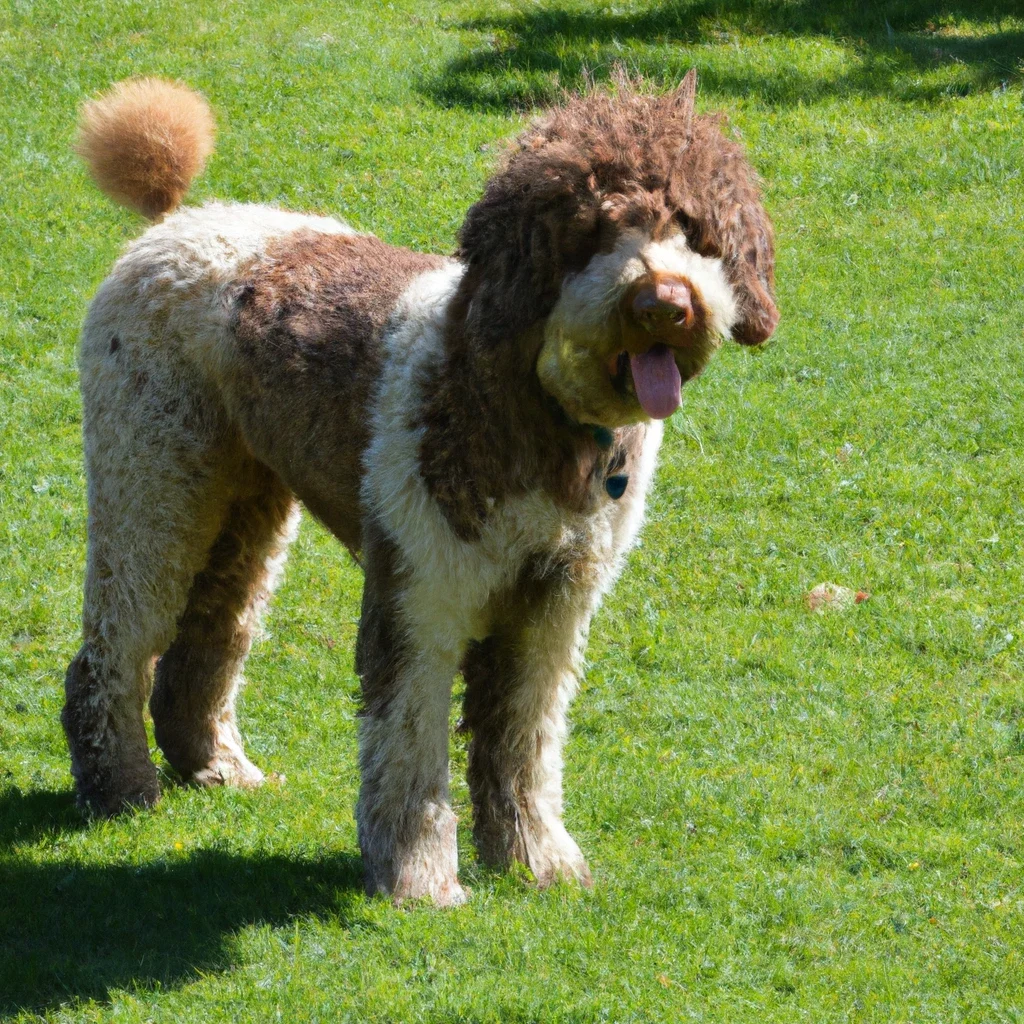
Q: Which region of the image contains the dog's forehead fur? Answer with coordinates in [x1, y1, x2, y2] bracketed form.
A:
[456, 81, 775, 347]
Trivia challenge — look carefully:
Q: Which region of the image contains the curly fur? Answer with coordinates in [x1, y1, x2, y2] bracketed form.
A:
[62, 73, 777, 905]
[75, 78, 215, 219]
[457, 72, 776, 346]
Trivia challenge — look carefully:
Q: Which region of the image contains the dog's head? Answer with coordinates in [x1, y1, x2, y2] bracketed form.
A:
[455, 71, 777, 428]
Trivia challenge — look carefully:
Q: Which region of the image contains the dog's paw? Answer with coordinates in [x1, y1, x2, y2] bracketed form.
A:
[362, 801, 465, 908]
[392, 874, 469, 909]
[77, 770, 161, 818]
[189, 752, 265, 789]
[366, 858, 468, 909]
[71, 749, 161, 818]
[476, 812, 593, 887]
[525, 826, 593, 889]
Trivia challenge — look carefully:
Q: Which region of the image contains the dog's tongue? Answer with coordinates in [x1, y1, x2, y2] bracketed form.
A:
[629, 344, 682, 419]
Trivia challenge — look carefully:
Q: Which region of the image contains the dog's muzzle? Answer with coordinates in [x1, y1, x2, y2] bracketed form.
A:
[629, 277, 697, 336]
[615, 274, 715, 420]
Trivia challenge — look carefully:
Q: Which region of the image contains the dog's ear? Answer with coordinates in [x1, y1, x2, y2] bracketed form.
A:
[672, 69, 697, 121]
[670, 116, 778, 346]
[456, 147, 600, 346]
[725, 198, 779, 345]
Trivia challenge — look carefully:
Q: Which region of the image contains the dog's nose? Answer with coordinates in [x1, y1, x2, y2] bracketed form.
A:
[631, 277, 695, 332]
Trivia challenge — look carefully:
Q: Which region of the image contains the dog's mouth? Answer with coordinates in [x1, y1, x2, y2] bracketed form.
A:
[611, 274, 716, 420]
[610, 346, 684, 417]
[538, 271, 723, 429]
[608, 346, 683, 420]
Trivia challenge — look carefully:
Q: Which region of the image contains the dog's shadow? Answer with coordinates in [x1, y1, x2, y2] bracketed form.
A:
[425, 0, 1024, 110]
[0, 788, 86, 852]
[0, 788, 365, 1015]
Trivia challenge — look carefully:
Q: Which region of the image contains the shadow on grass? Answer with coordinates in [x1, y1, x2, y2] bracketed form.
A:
[426, 0, 1024, 110]
[0, 788, 85, 852]
[0, 789, 365, 1015]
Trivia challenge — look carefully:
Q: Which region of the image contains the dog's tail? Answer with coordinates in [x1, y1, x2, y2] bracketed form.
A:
[75, 78, 215, 220]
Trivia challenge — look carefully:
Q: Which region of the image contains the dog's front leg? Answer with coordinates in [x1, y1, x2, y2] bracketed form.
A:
[461, 572, 601, 888]
[354, 525, 466, 907]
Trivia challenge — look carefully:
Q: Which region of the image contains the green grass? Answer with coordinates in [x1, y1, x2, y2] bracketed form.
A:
[2, 0, 1024, 1020]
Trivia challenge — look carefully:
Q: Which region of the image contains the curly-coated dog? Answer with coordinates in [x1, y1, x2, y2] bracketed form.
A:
[63, 74, 777, 904]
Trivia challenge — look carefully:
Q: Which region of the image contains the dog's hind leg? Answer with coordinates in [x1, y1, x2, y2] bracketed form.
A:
[150, 470, 298, 788]
[461, 566, 603, 887]
[62, 411, 240, 816]
[62, 292, 263, 815]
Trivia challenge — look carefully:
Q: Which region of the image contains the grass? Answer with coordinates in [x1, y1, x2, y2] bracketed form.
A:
[1, 0, 1023, 1020]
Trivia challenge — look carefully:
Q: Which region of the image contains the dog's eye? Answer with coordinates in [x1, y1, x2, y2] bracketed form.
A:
[675, 211, 724, 258]
[673, 210, 696, 238]
[673, 211, 721, 259]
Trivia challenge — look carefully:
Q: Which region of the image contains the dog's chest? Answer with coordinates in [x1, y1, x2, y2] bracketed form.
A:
[367, 416, 661, 646]
[463, 425, 661, 639]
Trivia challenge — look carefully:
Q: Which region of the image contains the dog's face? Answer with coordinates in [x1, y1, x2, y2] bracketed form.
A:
[538, 219, 741, 426]
[456, 72, 778, 429]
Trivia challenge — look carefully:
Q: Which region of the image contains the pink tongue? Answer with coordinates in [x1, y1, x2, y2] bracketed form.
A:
[629, 345, 682, 419]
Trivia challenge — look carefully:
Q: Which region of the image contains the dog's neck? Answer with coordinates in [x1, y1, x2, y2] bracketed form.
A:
[416, 298, 614, 541]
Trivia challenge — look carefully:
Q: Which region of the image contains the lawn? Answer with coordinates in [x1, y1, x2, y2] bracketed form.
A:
[1, 0, 1023, 1020]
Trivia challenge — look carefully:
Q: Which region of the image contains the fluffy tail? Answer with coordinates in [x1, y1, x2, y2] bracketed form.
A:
[75, 78, 215, 219]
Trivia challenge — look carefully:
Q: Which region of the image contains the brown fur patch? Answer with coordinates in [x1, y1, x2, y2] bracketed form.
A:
[230, 231, 449, 551]
[417, 320, 597, 539]
[76, 78, 215, 219]
[461, 552, 586, 875]
[461, 631, 527, 864]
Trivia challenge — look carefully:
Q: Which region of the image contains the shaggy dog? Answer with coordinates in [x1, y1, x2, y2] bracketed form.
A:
[63, 74, 777, 905]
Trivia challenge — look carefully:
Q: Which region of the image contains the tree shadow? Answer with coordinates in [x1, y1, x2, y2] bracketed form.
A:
[425, 0, 1024, 110]
[0, 790, 366, 1015]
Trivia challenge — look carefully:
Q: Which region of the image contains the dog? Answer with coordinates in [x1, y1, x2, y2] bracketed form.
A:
[62, 73, 777, 905]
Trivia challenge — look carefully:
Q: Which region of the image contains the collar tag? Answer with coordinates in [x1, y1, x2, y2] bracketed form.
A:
[605, 474, 628, 500]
